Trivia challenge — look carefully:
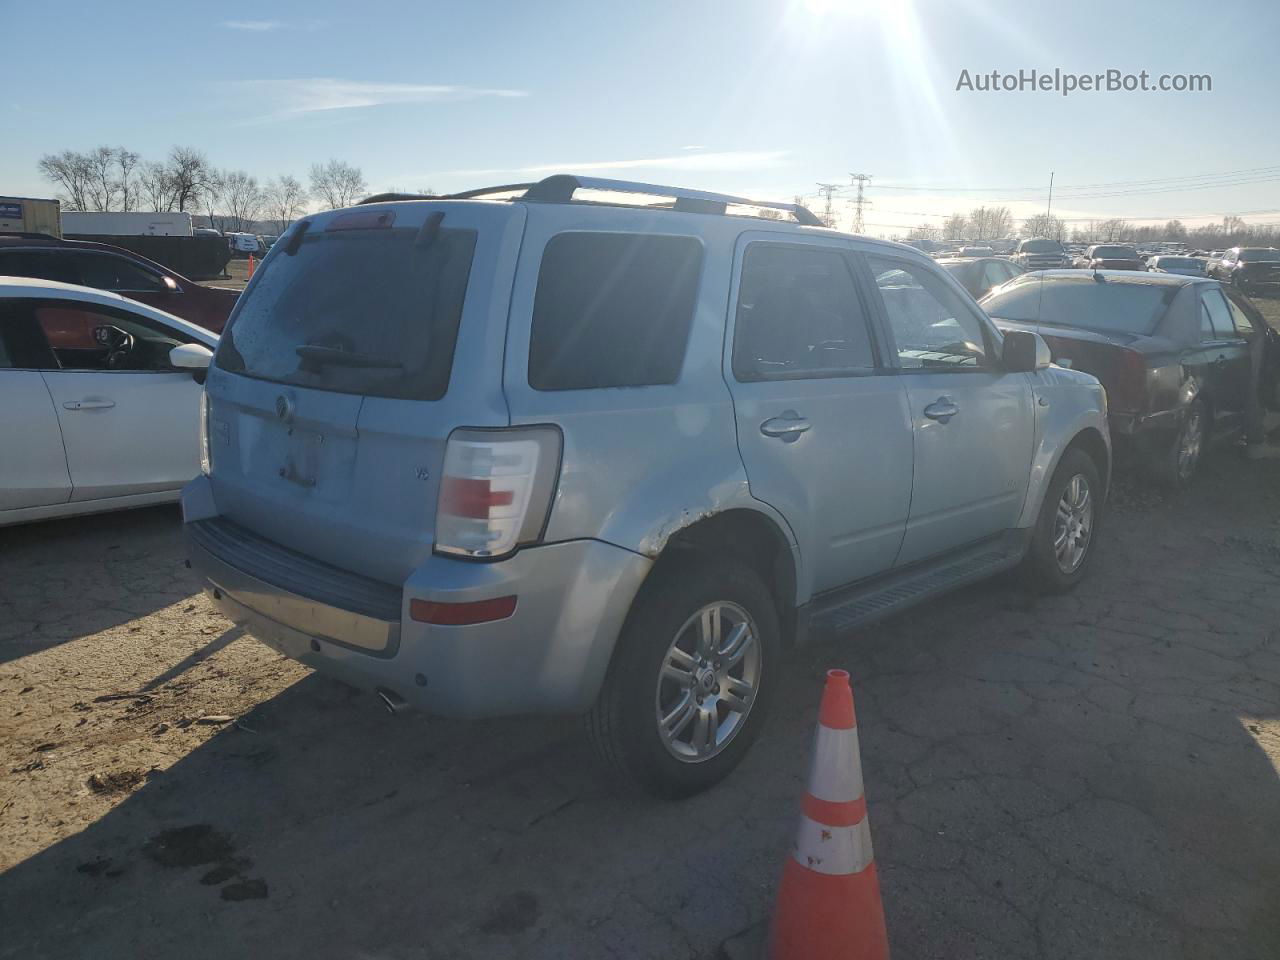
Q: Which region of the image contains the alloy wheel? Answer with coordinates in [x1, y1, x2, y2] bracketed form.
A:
[1053, 473, 1094, 574]
[655, 602, 761, 762]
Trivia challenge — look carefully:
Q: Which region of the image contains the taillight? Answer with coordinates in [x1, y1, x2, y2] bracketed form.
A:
[198, 391, 211, 476]
[1109, 349, 1147, 413]
[434, 427, 562, 560]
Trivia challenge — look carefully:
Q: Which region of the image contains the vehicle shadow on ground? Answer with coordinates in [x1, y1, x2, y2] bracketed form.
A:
[2, 461, 1279, 960]
[0, 506, 192, 664]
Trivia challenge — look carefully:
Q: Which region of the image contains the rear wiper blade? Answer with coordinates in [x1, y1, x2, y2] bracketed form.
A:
[295, 345, 403, 369]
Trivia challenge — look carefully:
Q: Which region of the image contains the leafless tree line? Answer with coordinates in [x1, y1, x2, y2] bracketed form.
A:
[39, 146, 368, 234]
[909, 206, 1280, 250]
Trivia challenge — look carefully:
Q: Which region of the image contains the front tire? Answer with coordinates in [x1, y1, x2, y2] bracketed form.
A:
[1024, 448, 1102, 593]
[585, 556, 781, 799]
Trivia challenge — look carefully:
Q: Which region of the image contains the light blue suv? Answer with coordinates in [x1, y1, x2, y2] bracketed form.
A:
[182, 176, 1110, 796]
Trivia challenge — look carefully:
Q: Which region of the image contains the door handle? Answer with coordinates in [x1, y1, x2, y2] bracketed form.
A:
[923, 396, 959, 423]
[760, 412, 811, 442]
[63, 399, 116, 411]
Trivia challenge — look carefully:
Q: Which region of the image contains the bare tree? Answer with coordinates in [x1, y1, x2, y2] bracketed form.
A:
[309, 159, 367, 210]
[1022, 213, 1067, 243]
[115, 148, 142, 212]
[908, 223, 941, 241]
[968, 205, 1013, 241]
[223, 171, 264, 231]
[942, 212, 968, 240]
[38, 150, 94, 211]
[168, 146, 215, 213]
[1098, 218, 1130, 241]
[83, 146, 119, 211]
[263, 175, 308, 233]
[201, 169, 227, 232]
[140, 161, 175, 211]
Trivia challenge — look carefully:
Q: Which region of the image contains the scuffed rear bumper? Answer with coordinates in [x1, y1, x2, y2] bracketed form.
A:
[181, 476, 652, 718]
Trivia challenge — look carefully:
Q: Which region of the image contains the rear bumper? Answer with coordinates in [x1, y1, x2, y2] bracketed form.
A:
[181, 477, 652, 718]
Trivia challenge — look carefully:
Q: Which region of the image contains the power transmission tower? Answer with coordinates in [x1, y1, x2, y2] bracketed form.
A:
[849, 173, 872, 233]
[815, 183, 840, 228]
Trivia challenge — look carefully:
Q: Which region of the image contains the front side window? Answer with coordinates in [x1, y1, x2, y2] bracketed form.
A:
[732, 243, 877, 381]
[529, 232, 702, 391]
[34, 300, 196, 371]
[867, 256, 989, 368]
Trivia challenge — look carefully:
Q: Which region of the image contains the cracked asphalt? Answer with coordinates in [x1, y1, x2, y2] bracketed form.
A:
[2, 451, 1279, 959]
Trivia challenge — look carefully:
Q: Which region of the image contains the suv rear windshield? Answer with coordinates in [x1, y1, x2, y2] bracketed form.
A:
[1020, 239, 1062, 254]
[982, 276, 1177, 335]
[215, 224, 476, 400]
[1091, 246, 1139, 259]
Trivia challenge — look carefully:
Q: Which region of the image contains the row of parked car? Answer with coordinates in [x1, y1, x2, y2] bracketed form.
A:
[1, 177, 1276, 797]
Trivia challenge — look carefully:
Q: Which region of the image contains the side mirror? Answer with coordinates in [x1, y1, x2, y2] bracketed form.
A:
[170, 342, 214, 380]
[1003, 330, 1051, 372]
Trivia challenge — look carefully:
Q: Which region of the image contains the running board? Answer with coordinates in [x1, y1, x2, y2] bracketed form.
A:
[809, 531, 1030, 638]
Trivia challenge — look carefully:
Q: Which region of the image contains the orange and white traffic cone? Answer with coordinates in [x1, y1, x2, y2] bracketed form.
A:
[247, 254, 256, 278]
[769, 669, 889, 960]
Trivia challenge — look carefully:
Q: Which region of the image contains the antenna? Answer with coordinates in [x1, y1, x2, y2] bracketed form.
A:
[815, 183, 840, 228]
[849, 173, 872, 233]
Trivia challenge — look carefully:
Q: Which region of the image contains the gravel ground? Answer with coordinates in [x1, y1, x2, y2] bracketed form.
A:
[2, 451, 1279, 959]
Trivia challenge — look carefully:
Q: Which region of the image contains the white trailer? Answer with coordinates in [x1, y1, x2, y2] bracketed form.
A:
[0, 196, 61, 237]
[61, 211, 193, 237]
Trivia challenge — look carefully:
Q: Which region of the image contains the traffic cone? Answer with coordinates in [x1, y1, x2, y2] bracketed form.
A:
[769, 669, 888, 960]
[247, 254, 256, 278]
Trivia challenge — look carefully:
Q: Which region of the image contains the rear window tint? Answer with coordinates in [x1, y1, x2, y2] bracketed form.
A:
[528, 233, 702, 391]
[215, 224, 476, 401]
[983, 276, 1176, 335]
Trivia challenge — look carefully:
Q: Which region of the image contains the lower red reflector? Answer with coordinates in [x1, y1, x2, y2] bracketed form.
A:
[410, 595, 517, 625]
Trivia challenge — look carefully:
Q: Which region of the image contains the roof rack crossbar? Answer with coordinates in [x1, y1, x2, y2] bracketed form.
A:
[523, 175, 824, 226]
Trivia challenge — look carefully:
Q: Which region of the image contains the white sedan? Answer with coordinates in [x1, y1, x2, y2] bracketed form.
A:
[1, 277, 217, 526]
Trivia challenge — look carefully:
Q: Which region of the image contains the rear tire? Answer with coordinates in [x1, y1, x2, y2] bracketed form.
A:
[1024, 448, 1102, 594]
[1148, 397, 1207, 489]
[585, 556, 781, 799]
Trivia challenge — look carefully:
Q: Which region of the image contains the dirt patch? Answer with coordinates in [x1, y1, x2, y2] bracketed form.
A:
[142, 824, 235, 869]
[86, 769, 145, 796]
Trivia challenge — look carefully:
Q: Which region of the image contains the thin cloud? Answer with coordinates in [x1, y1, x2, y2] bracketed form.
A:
[222, 20, 284, 31]
[438, 150, 789, 179]
[240, 78, 528, 121]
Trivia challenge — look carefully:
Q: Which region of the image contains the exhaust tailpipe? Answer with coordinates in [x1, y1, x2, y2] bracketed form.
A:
[376, 688, 408, 715]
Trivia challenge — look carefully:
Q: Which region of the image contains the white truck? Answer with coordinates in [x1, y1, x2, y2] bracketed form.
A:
[61, 211, 193, 237]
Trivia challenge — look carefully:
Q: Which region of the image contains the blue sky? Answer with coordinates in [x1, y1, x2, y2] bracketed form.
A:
[5, 0, 1278, 235]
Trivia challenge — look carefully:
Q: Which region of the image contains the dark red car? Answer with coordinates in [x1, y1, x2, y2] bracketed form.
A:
[983, 271, 1279, 486]
[0, 235, 238, 347]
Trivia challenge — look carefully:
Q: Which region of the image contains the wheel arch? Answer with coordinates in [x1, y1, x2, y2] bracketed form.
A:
[646, 508, 801, 644]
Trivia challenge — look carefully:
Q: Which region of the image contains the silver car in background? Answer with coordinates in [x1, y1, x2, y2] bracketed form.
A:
[183, 176, 1110, 797]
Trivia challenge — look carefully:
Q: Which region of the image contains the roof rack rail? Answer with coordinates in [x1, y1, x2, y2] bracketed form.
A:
[523, 175, 824, 226]
[360, 184, 534, 206]
[358, 176, 825, 227]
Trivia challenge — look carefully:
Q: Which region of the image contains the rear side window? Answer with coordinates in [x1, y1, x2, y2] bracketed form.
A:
[72, 253, 167, 293]
[0, 250, 79, 284]
[733, 243, 876, 381]
[528, 233, 702, 391]
[216, 224, 476, 401]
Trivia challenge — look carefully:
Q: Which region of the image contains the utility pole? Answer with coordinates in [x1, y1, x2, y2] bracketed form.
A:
[815, 183, 840, 228]
[849, 173, 872, 233]
[1046, 171, 1054, 217]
